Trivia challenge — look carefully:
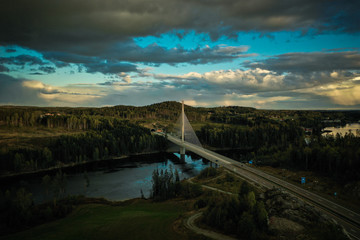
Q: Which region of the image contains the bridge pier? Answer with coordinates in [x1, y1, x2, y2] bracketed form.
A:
[180, 146, 186, 162]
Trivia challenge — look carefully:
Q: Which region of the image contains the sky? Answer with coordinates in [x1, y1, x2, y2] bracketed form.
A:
[0, 0, 360, 109]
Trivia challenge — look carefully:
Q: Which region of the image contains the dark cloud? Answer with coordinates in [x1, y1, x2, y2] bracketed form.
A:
[39, 66, 56, 74]
[44, 42, 251, 67]
[0, 74, 44, 105]
[0, 0, 358, 55]
[106, 42, 251, 65]
[244, 51, 360, 73]
[5, 48, 16, 53]
[0, 54, 45, 66]
[42, 52, 138, 74]
[0, 65, 9, 72]
[30, 66, 57, 75]
[85, 61, 138, 74]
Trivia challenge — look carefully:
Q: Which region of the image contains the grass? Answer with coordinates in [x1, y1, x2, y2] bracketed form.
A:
[0, 126, 83, 149]
[193, 167, 245, 194]
[1, 199, 193, 240]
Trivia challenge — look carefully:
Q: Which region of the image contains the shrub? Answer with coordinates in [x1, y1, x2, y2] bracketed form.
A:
[197, 167, 217, 179]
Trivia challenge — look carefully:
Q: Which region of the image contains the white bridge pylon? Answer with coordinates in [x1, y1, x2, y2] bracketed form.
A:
[173, 100, 203, 155]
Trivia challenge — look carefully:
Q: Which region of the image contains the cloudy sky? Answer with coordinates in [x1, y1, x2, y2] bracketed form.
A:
[1, 0, 359, 109]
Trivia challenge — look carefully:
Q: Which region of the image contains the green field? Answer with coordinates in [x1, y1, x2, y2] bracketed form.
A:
[1, 200, 195, 240]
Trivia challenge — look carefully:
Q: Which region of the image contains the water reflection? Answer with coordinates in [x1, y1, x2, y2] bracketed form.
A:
[25, 153, 209, 203]
[322, 123, 360, 137]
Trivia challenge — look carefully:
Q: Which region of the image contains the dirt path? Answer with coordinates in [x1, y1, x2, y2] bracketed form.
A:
[184, 212, 237, 240]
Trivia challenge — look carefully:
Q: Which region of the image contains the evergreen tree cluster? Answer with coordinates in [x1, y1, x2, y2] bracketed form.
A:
[202, 181, 268, 239]
[0, 119, 167, 173]
[150, 167, 181, 201]
[198, 121, 303, 150]
[270, 132, 360, 181]
[150, 167, 203, 201]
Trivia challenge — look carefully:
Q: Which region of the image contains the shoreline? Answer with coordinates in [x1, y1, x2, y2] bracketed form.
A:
[0, 150, 165, 181]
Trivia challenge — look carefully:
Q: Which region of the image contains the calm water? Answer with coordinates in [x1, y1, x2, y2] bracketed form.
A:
[14, 153, 209, 203]
[322, 123, 360, 136]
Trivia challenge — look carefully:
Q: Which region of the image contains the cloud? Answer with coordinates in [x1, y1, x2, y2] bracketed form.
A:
[41, 42, 253, 72]
[244, 51, 360, 73]
[106, 42, 253, 65]
[1, 0, 358, 55]
[297, 78, 360, 106]
[0, 54, 45, 66]
[146, 68, 287, 93]
[0, 74, 46, 105]
[2, 71, 360, 109]
[38, 66, 56, 74]
[0, 65, 9, 72]
[85, 61, 138, 75]
[118, 72, 132, 83]
[5, 48, 16, 53]
[0, 74, 103, 106]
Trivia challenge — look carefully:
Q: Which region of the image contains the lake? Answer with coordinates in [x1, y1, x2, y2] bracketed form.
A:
[322, 123, 360, 137]
[6, 152, 210, 204]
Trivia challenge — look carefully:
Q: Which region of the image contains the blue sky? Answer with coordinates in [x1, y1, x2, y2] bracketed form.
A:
[1, 0, 360, 109]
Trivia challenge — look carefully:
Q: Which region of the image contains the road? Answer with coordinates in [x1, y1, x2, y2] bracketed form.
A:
[185, 212, 237, 240]
[166, 134, 360, 239]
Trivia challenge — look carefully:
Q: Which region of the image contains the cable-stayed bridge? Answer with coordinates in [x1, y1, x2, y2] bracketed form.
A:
[159, 100, 360, 240]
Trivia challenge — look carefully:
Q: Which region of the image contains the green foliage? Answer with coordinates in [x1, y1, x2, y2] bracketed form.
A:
[239, 181, 251, 196]
[237, 211, 255, 239]
[0, 119, 168, 173]
[0, 191, 84, 236]
[254, 201, 268, 230]
[197, 166, 217, 179]
[151, 167, 181, 201]
[194, 198, 207, 209]
[202, 181, 268, 238]
[179, 182, 203, 199]
[246, 191, 256, 210]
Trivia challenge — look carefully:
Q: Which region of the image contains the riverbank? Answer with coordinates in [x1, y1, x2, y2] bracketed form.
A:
[0, 150, 165, 181]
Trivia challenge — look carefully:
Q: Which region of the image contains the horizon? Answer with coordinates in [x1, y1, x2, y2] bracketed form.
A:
[1, 100, 360, 111]
[1, 0, 360, 109]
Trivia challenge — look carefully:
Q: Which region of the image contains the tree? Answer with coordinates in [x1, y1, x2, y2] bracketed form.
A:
[239, 181, 251, 197]
[254, 201, 268, 230]
[42, 175, 52, 199]
[237, 211, 255, 239]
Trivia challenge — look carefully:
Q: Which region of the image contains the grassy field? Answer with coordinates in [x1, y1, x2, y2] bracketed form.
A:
[0, 126, 83, 148]
[192, 168, 246, 194]
[1, 199, 199, 240]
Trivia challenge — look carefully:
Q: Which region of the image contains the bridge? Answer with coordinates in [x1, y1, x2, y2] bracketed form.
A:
[162, 100, 360, 239]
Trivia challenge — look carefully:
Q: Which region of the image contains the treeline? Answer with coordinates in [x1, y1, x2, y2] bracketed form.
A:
[265, 133, 360, 181]
[0, 102, 258, 128]
[0, 102, 209, 127]
[0, 119, 167, 173]
[197, 121, 303, 150]
[198, 121, 360, 181]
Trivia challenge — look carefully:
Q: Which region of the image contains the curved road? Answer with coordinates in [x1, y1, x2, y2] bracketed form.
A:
[185, 212, 237, 240]
[165, 134, 360, 239]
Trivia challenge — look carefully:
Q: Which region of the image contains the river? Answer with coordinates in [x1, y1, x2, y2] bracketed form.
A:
[5, 152, 210, 204]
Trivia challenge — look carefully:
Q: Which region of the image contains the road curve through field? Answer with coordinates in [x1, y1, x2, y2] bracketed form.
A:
[185, 212, 237, 240]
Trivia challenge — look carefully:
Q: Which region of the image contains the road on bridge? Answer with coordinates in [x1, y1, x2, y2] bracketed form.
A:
[165, 134, 360, 240]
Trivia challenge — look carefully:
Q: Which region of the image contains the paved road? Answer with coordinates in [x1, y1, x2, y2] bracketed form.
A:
[166, 134, 360, 239]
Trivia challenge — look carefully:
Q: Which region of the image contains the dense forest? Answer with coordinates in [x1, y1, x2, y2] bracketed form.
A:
[1, 101, 360, 182]
[0, 117, 167, 174]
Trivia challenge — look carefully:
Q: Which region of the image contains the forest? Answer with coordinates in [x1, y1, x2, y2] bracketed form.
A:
[1, 101, 360, 182]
